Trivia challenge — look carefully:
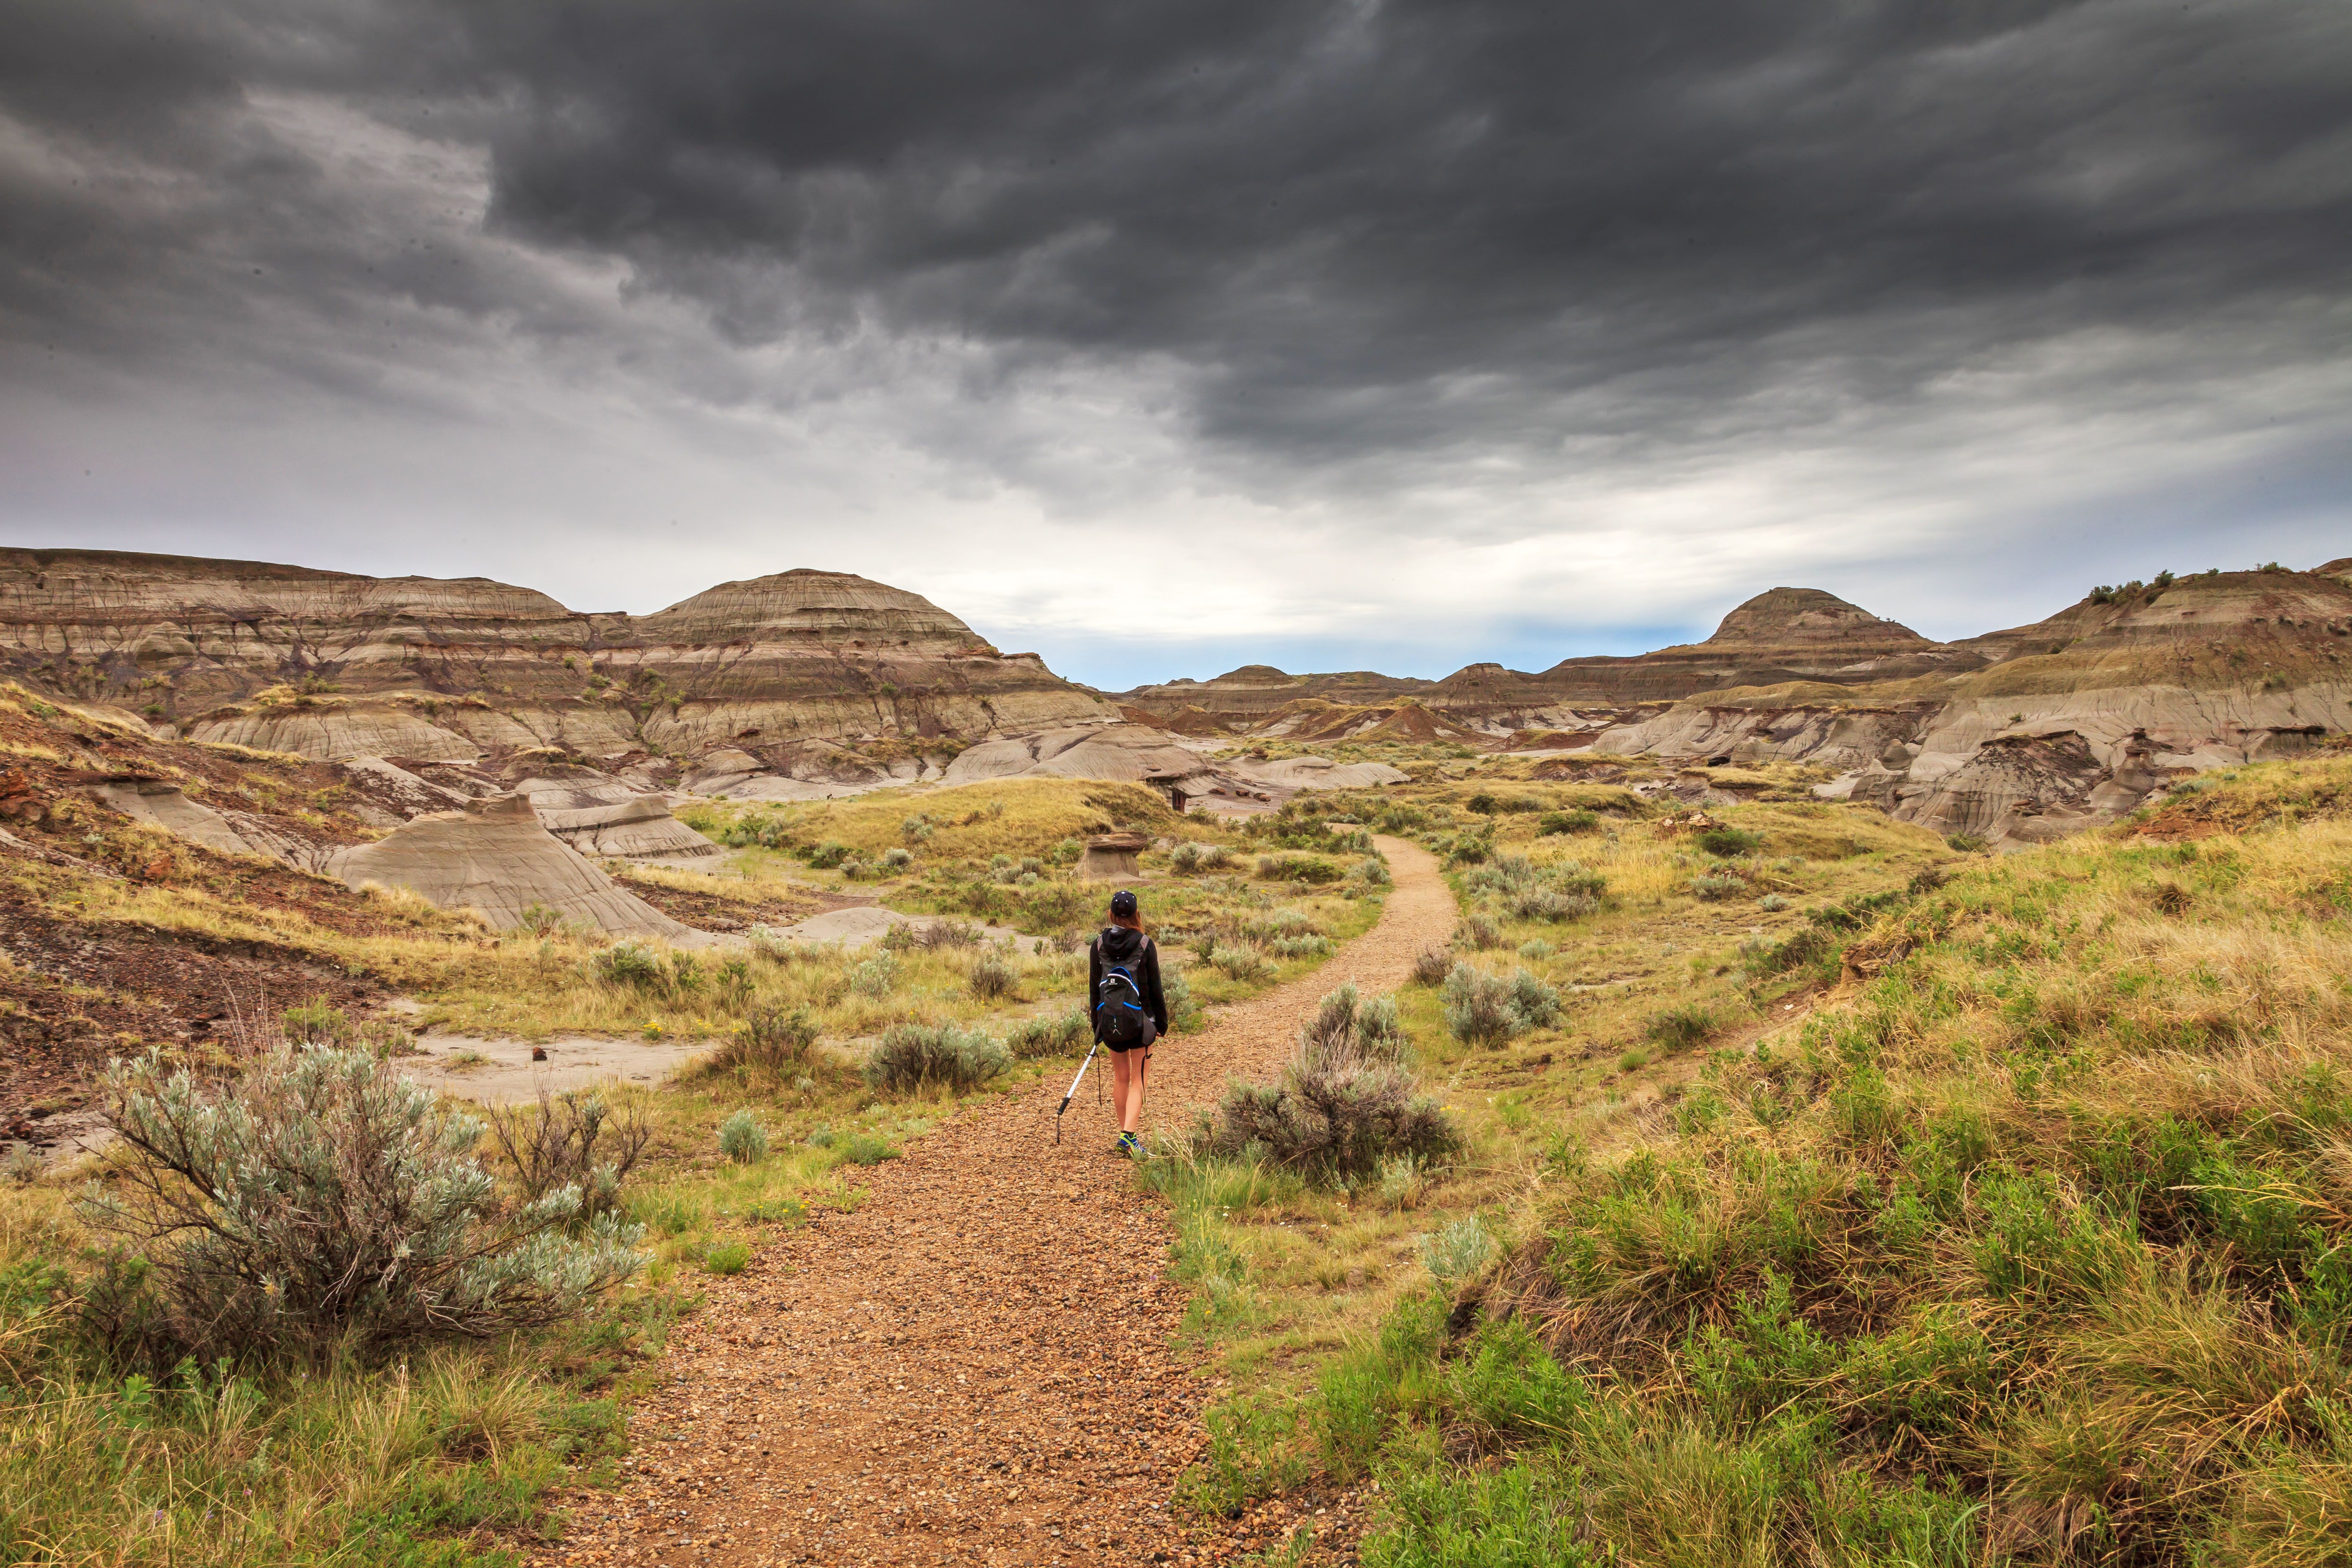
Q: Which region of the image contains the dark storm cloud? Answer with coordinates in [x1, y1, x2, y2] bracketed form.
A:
[8, 0, 2348, 455]
[0, 0, 2346, 680]
[457, 0, 2352, 455]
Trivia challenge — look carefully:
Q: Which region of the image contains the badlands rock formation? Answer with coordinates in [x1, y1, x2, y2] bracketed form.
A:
[1120, 568, 2352, 846]
[0, 550, 1112, 767]
[327, 794, 704, 939]
[1600, 570, 2352, 842]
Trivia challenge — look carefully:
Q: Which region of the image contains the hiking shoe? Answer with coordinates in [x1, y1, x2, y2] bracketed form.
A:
[1115, 1132, 1145, 1159]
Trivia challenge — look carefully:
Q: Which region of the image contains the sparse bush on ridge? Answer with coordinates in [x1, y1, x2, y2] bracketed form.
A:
[1171, 841, 1238, 874]
[1455, 913, 1502, 950]
[848, 952, 900, 998]
[968, 948, 1019, 1000]
[1644, 1002, 1716, 1052]
[1442, 963, 1559, 1044]
[1693, 825, 1764, 857]
[713, 1003, 818, 1073]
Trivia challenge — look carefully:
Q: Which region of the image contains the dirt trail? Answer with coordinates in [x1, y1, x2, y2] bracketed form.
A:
[555, 837, 1455, 1568]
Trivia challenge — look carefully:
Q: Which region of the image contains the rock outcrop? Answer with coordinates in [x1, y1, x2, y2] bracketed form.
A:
[1594, 569, 2352, 843]
[326, 794, 704, 939]
[1117, 565, 2352, 847]
[0, 551, 1112, 768]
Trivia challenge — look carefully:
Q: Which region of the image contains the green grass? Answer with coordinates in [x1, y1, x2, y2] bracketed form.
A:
[1142, 756, 2352, 1566]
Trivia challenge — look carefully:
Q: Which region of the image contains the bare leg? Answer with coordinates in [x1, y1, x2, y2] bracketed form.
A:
[1111, 1050, 1147, 1134]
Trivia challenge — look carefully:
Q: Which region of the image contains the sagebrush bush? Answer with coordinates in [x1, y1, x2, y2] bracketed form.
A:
[1507, 968, 1562, 1030]
[969, 949, 1019, 1000]
[718, 1109, 770, 1165]
[591, 940, 664, 988]
[848, 953, 900, 997]
[1443, 963, 1520, 1045]
[712, 1003, 818, 1073]
[1008, 1008, 1089, 1058]
[1212, 943, 1274, 982]
[1421, 1216, 1495, 1285]
[1299, 983, 1413, 1070]
[1164, 968, 1203, 1032]
[1467, 854, 1607, 922]
[84, 1047, 644, 1363]
[1257, 854, 1343, 884]
[863, 1022, 1008, 1093]
[1411, 944, 1456, 986]
[1269, 934, 1336, 959]
[1694, 825, 1764, 857]
[838, 1131, 900, 1165]
[1197, 986, 1459, 1178]
[1688, 874, 1746, 901]
[1171, 841, 1236, 874]
[884, 919, 981, 952]
[1538, 809, 1599, 836]
[1455, 913, 1503, 950]
[483, 1087, 650, 1222]
[1645, 1002, 1716, 1051]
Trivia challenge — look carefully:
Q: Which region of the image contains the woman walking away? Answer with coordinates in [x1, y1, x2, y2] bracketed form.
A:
[1089, 889, 1167, 1158]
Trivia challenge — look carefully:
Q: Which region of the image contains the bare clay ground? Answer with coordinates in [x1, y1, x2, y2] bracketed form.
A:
[550, 837, 1454, 1568]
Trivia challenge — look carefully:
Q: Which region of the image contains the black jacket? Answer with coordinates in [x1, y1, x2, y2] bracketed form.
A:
[1088, 926, 1168, 1042]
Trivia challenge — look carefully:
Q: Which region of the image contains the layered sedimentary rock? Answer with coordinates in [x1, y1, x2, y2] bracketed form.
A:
[540, 797, 725, 866]
[1116, 568, 2352, 846]
[0, 551, 1112, 765]
[1119, 665, 1440, 723]
[1115, 589, 1973, 729]
[327, 794, 702, 939]
[1594, 569, 2352, 843]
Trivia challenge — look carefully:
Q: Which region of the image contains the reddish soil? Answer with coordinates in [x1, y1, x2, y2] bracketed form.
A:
[553, 838, 1457, 1568]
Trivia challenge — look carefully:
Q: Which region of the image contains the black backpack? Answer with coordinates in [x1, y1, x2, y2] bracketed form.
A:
[1094, 940, 1148, 1047]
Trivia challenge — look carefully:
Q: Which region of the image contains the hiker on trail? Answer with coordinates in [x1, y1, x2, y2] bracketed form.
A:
[1089, 889, 1167, 1159]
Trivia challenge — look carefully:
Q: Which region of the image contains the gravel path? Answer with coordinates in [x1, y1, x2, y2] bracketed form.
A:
[554, 836, 1455, 1568]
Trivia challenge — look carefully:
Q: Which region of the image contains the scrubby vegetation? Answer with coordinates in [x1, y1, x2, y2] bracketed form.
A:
[1153, 755, 2352, 1568]
[1189, 983, 1459, 1179]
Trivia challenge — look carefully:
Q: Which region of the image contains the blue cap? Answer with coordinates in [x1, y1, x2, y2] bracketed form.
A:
[1110, 889, 1138, 916]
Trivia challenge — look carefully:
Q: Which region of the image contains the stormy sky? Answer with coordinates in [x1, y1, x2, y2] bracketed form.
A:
[2, 1, 2346, 689]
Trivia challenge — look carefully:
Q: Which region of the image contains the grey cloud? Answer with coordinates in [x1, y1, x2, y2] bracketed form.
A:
[0, 0, 2346, 684]
[431, 0, 2352, 451]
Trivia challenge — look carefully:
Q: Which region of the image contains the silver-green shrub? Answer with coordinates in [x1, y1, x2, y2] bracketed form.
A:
[1194, 984, 1455, 1176]
[718, 1108, 770, 1164]
[1007, 1008, 1089, 1059]
[83, 1047, 645, 1362]
[1509, 968, 1563, 1029]
[863, 1023, 1009, 1092]
[848, 952, 900, 998]
[1442, 962, 1518, 1044]
[1420, 1216, 1494, 1285]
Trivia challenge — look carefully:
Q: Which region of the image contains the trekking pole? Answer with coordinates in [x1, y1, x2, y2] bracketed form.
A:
[1055, 1039, 1103, 1145]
